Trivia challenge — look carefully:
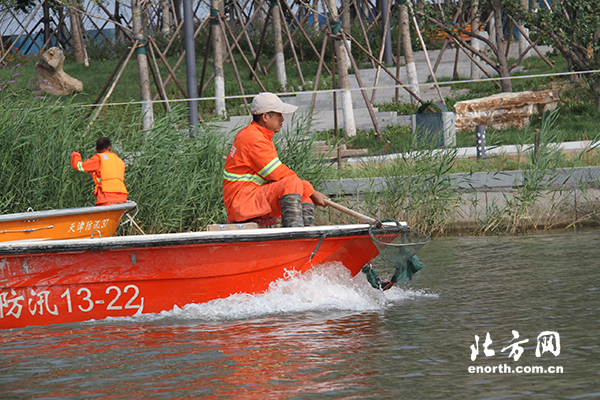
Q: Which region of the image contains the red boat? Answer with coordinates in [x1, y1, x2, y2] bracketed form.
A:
[0, 201, 137, 243]
[0, 223, 396, 329]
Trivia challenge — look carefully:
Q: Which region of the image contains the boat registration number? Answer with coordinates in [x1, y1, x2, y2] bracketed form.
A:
[0, 284, 144, 321]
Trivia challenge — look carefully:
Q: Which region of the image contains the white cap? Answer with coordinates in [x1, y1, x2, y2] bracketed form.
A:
[251, 92, 298, 115]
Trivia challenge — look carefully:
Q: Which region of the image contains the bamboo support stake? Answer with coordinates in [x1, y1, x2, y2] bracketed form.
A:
[198, 27, 212, 96]
[509, 15, 554, 68]
[346, 33, 426, 105]
[95, 1, 134, 42]
[352, 1, 375, 68]
[281, 0, 333, 75]
[251, 6, 271, 78]
[40, 11, 66, 52]
[278, 4, 305, 86]
[264, 9, 323, 74]
[407, 1, 445, 105]
[147, 39, 171, 113]
[218, 16, 250, 114]
[370, 0, 393, 103]
[0, 1, 43, 64]
[221, 18, 267, 92]
[152, 15, 209, 102]
[84, 43, 138, 137]
[452, 39, 502, 89]
[149, 37, 188, 98]
[341, 30, 383, 141]
[87, 46, 131, 120]
[309, 35, 329, 118]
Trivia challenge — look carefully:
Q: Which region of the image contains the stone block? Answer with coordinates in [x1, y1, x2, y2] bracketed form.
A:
[454, 90, 559, 132]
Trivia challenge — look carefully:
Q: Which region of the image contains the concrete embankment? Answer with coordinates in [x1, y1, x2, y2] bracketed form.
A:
[318, 165, 600, 233]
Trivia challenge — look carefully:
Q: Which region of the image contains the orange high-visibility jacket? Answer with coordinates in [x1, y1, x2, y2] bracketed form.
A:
[71, 151, 128, 205]
[223, 121, 315, 221]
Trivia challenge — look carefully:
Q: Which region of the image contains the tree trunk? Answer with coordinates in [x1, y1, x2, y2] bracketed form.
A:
[272, 0, 287, 89]
[491, 3, 512, 92]
[132, 0, 154, 129]
[326, 0, 356, 136]
[43, 1, 51, 49]
[488, 14, 496, 47]
[212, 0, 226, 116]
[400, 4, 419, 103]
[68, 4, 85, 64]
[470, 0, 481, 80]
[161, 0, 172, 35]
[590, 79, 600, 110]
[518, 0, 533, 58]
[341, 0, 352, 70]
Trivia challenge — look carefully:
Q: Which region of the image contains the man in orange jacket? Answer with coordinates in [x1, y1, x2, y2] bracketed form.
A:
[223, 92, 329, 227]
[71, 137, 128, 206]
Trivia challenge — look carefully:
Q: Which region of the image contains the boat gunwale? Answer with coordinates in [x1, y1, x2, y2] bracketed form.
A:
[0, 201, 138, 223]
[0, 224, 377, 256]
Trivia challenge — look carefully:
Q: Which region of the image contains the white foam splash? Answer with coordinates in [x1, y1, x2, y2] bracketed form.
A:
[111, 263, 436, 325]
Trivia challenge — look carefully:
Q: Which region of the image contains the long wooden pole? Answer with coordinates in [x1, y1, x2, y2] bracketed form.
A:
[323, 199, 378, 225]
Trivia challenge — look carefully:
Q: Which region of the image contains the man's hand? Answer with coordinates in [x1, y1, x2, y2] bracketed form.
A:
[310, 191, 329, 207]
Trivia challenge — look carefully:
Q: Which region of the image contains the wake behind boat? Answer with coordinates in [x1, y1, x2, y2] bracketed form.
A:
[0, 201, 137, 243]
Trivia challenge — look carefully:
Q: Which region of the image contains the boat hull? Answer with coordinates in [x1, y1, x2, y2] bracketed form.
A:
[0, 201, 137, 243]
[0, 225, 379, 329]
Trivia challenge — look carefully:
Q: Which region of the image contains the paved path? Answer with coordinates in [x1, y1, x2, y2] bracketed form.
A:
[345, 140, 597, 165]
[209, 45, 552, 135]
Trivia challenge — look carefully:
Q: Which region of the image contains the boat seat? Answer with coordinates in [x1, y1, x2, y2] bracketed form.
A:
[206, 222, 259, 231]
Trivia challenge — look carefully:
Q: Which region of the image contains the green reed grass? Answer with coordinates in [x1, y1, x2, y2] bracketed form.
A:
[0, 98, 331, 234]
[0, 98, 92, 213]
[476, 110, 569, 235]
[356, 136, 464, 237]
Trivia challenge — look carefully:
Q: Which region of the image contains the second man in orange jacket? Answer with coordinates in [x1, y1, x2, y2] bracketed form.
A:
[71, 137, 128, 206]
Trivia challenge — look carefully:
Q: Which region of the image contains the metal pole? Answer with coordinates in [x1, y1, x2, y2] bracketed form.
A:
[381, 0, 393, 65]
[184, 0, 199, 135]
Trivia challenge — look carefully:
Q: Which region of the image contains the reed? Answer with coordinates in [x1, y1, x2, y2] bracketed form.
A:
[476, 110, 568, 234]
[0, 97, 91, 213]
[0, 99, 332, 234]
[357, 135, 464, 237]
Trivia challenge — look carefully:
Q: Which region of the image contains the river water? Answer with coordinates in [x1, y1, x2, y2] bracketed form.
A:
[1, 230, 599, 399]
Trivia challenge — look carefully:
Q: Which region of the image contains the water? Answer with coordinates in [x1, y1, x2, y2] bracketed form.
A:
[1, 231, 599, 399]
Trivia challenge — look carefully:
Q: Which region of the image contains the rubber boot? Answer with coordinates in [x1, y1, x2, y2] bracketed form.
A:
[302, 203, 315, 227]
[280, 193, 303, 227]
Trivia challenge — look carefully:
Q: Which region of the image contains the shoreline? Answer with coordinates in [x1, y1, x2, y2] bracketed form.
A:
[318, 165, 600, 235]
